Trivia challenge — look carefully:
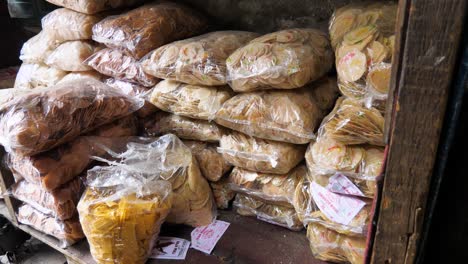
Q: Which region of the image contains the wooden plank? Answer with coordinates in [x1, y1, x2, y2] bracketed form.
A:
[383, 0, 410, 143]
[371, 1, 466, 263]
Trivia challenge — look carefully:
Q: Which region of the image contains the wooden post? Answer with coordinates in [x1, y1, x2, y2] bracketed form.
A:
[372, 1, 466, 263]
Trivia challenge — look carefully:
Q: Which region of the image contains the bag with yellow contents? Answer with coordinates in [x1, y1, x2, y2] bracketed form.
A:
[78, 166, 172, 264]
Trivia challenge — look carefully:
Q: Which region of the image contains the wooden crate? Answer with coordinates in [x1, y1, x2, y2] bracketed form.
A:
[0, 0, 466, 263]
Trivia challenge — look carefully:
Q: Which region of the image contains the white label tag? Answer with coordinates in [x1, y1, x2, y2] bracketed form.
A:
[310, 181, 366, 225]
[191, 220, 230, 254]
[150, 237, 190, 260]
[327, 173, 365, 197]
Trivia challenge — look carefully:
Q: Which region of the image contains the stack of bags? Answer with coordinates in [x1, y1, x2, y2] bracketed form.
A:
[208, 28, 337, 230]
[84, 1, 208, 120]
[14, 7, 104, 89]
[140, 30, 260, 209]
[0, 78, 144, 247]
[291, 3, 397, 264]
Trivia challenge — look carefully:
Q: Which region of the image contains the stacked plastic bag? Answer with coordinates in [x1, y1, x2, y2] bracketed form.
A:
[15, 8, 105, 89]
[173, 28, 337, 230]
[330, 2, 397, 112]
[290, 3, 396, 263]
[1, 78, 144, 247]
[82, 0, 209, 112]
[141, 30, 265, 211]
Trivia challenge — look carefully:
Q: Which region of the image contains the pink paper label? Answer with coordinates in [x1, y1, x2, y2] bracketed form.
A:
[191, 220, 230, 254]
[310, 181, 366, 225]
[327, 173, 365, 197]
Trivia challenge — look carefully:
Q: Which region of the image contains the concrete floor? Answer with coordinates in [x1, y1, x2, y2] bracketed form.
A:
[0, 238, 66, 264]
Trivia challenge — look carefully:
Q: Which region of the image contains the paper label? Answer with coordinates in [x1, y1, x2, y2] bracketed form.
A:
[150, 237, 190, 260]
[327, 173, 365, 197]
[191, 220, 230, 254]
[310, 181, 366, 225]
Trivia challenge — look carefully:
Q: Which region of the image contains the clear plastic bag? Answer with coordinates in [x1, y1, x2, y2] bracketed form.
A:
[144, 112, 227, 142]
[149, 80, 233, 121]
[141, 31, 259, 86]
[234, 194, 303, 231]
[329, 2, 397, 49]
[318, 97, 385, 146]
[215, 78, 339, 144]
[105, 78, 159, 118]
[87, 115, 138, 137]
[19, 31, 59, 64]
[210, 177, 235, 209]
[305, 136, 384, 197]
[7, 119, 138, 191]
[293, 178, 371, 235]
[45, 0, 145, 15]
[86, 134, 217, 227]
[0, 77, 144, 155]
[58, 71, 104, 84]
[226, 29, 333, 92]
[330, 3, 397, 109]
[92, 1, 208, 59]
[228, 165, 306, 206]
[41, 8, 102, 42]
[14, 63, 67, 89]
[11, 178, 82, 221]
[85, 48, 159, 87]
[218, 131, 306, 174]
[183, 140, 232, 182]
[77, 167, 172, 264]
[306, 223, 366, 264]
[17, 204, 84, 247]
[45, 41, 101, 72]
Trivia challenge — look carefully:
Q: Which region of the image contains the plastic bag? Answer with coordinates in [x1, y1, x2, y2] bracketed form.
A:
[45, 41, 101, 72]
[329, 2, 397, 49]
[183, 140, 232, 182]
[85, 48, 158, 87]
[210, 177, 235, 209]
[234, 194, 303, 231]
[87, 115, 138, 137]
[330, 3, 397, 109]
[19, 31, 59, 64]
[105, 78, 159, 118]
[144, 112, 227, 142]
[0, 77, 144, 155]
[293, 178, 371, 235]
[86, 134, 217, 227]
[215, 78, 339, 144]
[228, 165, 306, 206]
[78, 166, 172, 264]
[11, 178, 82, 221]
[149, 80, 233, 121]
[141, 31, 259, 86]
[305, 136, 384, 197]
[41, 8, 102, 42]
[319, 97, 385, 146]
[45, 0, 145, 15]
[92, 1, 208, 59]
[17, 204, 84, 247]
[7, 119, 138, 191]
[58, 71, 104, 84]
[307, 223, 366, 264]
[226, 28, 333, 92]
[14, 63, 67, 89]
[218, 131, 306, 174]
